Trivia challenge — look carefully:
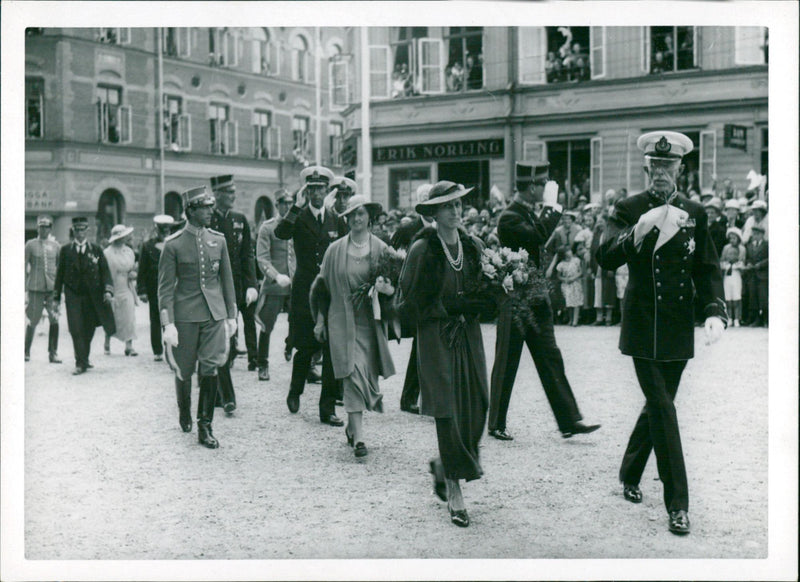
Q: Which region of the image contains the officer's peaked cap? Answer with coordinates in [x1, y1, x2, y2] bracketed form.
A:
[332, 176, 357, 195]
[182, 186, 215, 208]
[210, 175, 235, 190]
[516, 161, 549, 184]
[300, 165, 334, 187]
[37, 215, 54, 226]
[638, 131, 694, 159]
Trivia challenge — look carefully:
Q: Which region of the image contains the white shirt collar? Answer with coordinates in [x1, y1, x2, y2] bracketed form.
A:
[309, 204, 324, 222]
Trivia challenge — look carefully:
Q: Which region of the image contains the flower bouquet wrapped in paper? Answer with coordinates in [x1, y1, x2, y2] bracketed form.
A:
[473, 246, 551, 332]
[350, 246, 407, 315]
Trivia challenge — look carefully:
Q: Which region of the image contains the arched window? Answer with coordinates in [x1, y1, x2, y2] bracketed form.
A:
[164, 191, 183, 221]
[291, 35, 310, 82]
[254, 196, 274, 226]
[251, 28, 277, 75]
[96, 188, 126, 243]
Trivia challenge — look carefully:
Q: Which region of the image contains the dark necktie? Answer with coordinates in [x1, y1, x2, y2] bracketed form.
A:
[318, 213, 323, 226]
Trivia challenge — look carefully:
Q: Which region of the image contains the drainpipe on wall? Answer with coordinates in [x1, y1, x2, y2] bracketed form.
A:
[157, 28, 165, 213]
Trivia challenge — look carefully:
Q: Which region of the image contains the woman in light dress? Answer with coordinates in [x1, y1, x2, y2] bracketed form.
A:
[104, 224, 138, 356]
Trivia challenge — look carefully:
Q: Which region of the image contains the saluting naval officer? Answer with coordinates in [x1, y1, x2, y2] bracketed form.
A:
[275, 165, 348, 426]
[489, 162, 600, 441]
[158, 186, 238, 449]
[209, 174, 259, 414]
[596, 131, 727, 535]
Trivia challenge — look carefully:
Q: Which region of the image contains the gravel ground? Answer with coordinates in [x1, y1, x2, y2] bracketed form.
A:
[22, 303, 769, 565]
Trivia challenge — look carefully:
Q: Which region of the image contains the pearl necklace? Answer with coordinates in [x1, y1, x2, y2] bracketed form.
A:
[438, 232, 463, 271]
[349, 234, 369, 249]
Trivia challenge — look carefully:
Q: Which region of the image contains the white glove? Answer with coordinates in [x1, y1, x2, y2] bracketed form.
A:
[543, 181, 559, 206]
[245, 287, 258, 305]
[275, 273, 291, 288]
[633, 206, 667, 249]
[225, 318, 237, 339]
[314, 319, 327, 343]
[704, 316, 724, 345]
[324, 188, 338, 211]
[163, 323, 179, 347]
[294, 184, 308, 208]
[374, 276, 395, 296]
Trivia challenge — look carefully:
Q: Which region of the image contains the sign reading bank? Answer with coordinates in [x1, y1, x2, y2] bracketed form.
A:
[373, 138, 504, 164]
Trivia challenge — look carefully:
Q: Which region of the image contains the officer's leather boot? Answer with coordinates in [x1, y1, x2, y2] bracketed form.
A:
[216, 364, 237, 414]
[174, 377, 192, 432]
[24, 325, 34, 361]
[48, 323, 62, 363]
[197, 374, 219, 449]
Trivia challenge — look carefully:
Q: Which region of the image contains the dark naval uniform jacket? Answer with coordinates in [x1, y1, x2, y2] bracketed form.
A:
[274, 204, 347, 347]
[497, 199, 562, 268]
[158, 224, 237, 325]
[209, 209, 257, 305]
[137, 237, 164, 298]
[595, 190, 726, 361]
[53, 241, 116, 335]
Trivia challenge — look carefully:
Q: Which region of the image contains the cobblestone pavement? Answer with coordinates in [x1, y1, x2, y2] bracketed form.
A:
[20, 302, 771, 566]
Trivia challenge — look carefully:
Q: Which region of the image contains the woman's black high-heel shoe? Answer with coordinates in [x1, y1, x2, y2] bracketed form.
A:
[354, 442, 368, 457]
[448, 503, 470, 527]
[345, 427, 354, 447]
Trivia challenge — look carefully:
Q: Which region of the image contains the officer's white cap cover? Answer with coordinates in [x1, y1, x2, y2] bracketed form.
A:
[300, 166, 334, 187]
[637, 131, 694, 159]
[153, 214, 175, 225]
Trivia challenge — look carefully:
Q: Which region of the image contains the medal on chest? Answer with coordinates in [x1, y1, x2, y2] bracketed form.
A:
[685, 237, 696, 255]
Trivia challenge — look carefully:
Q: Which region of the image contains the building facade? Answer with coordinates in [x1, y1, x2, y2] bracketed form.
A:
[339, 26, 768, 211]
[25, 27, 348, 242]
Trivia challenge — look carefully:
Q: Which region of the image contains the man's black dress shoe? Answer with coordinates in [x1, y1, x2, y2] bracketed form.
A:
[429, 459, 447, 502]
[489, 428, 514, 441]
[401, 403, 420, 415]
[623, 483, 643, 503]
[321, 414, 344, 427]
[72, 366, 86, 375]
[49, 354, 62, 364]
[258, 366, 269, 381]
[354, 442, 368, 457]
[284, 346, 293, 361]
[286, 394, 300, 414]
[448, 504, 470, 527]
[668, 510, 690, 535]
[223, 402, 236, 415]
[248, 361, 257, 371]
[562, 421, 601, 438]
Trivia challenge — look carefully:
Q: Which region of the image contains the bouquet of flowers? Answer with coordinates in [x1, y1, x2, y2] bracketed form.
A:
[474, 246, 551, 332]
[350, 247, 407, 313]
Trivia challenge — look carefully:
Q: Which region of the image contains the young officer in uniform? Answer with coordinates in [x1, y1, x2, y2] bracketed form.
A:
[275, 165, 348, 426]
[255, 189, 295, 381]
[25, 215, 63, 363]
[137, 214, 175, 361]
[158, 186, 238, 449]
[596, 131, 727, 535]
[489, 162, 600, 441]
[209, 175, 258, 414]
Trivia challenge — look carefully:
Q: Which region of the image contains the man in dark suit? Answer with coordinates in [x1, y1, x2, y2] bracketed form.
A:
[158, 186, 238, 448]
[390, 183, 433, 414]
[743, 223, 768, 326]
[704, 197, 727, 258]
[275, 165, 347, 426]
[53, 216, 116, 375]
[209, 174, 258, 413]
[596, 131, 727, 535]
[489, 162, 600, 441]
[136, 214, 175, 361]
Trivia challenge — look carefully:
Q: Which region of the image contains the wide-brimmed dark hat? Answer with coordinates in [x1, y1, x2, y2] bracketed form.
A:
[339, 194, 382, 218]
[516, 161, 549, 185]
[210, 174, 235, 190]
[415, 181, 474, 216]
[182, 186, 215, 208]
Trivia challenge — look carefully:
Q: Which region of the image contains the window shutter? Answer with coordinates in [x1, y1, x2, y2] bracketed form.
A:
[590, 27, 606, 79]
[305, 52, 312, 83]
[523, 140, 546, 163]
[226, 120, 238, 155]
[590, 137, 603, 195]
[699, 130, 716, 192]
[369, 46, 390, 99]
[305, 131, 315, 159]
[641, 27, 651, 73]
[518, 27, 546, 85]
[97, 100, 105, 142]
[119, 28, 131, 45]
[179, 28, 191, 57]
[418, 38, 444, 94]
[251, 40, 261, 74]
[179, 113, 191, 151]
[269, 41, 281, 75]
[269, 126, 281, 159]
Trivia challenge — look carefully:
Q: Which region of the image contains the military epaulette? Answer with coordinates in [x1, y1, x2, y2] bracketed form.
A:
[164, 228, 184, 242]
[207, 227, 225, 237]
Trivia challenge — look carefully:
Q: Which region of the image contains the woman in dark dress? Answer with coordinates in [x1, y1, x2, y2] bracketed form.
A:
[396, 181, 494, 527]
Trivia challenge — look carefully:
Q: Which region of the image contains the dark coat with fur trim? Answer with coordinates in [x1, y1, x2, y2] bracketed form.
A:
[395, 226, 489, 418]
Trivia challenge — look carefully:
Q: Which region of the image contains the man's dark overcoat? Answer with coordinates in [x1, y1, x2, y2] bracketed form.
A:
[54, 241, 116, 336]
